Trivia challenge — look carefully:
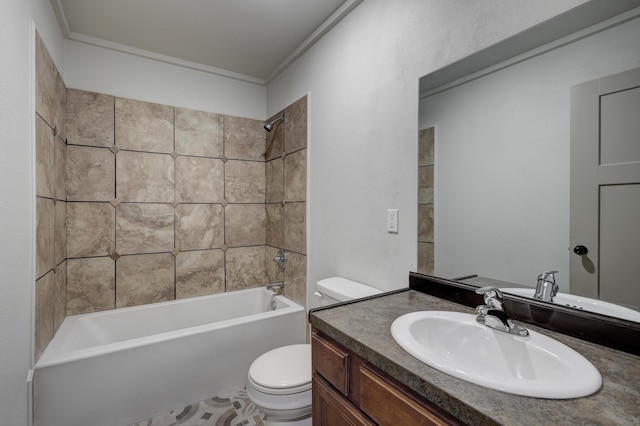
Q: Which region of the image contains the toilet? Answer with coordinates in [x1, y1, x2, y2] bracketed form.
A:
[246, 277, 382, 425]
[314, 276, 383, 307]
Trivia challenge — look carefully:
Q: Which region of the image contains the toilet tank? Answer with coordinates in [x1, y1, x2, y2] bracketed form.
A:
[315, 277, 382, 307]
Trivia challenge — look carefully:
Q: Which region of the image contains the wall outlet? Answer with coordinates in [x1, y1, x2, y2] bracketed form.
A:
[387, 209, 399, 233]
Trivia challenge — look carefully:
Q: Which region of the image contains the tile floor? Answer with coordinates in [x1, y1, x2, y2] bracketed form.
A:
[131, 389, 266, 426]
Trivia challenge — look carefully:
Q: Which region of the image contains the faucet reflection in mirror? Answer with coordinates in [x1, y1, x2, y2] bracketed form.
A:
[534, 271, 559, 302]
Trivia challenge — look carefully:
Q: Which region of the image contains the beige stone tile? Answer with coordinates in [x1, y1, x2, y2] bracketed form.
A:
[265, 246, 284, 285]
[175, 156, 223, 203]
[66, 202, 115, 258]
[116, 203, 174, 255]
[54, 200, 66, 265]
[117, 151, 174, 202]
[116, 253, 175, 308]
[284, 96, 307, 154]
[115, 98, 174, 153]
[265, 204, 283, 247]
[264, 113, 284, 161]
[175, 204, 224, 250]
[225, 160, 265, 203]
[67, 145, 115, 201]
[419, 127, 435, 167]
[265, 158, 283, 203]
[419, 165, 434, 204]
[226, 246, 267, 291]
[284, 202, 306, 254]
[224, 116, 265, 161]
[418, 242, 435, 275]
[284, 251, 306, 309]
[418, 204, 434, 243]
[284, 149, 306, 202]
[175, 107, 224, 157]
[36, 197, 54, 279]
[66, 89, 115, 147]
[66, 257, 115, 315]
[35, 270, 55, 362]
[176, 250, 225, 299]
[36, 114, 54, 198]
[54, 261, 67, 332]
[54, 69, 66, 140]
[35, 33, 55, 127]
[54, 135, 66, 201]
[225, 204, 266, 247]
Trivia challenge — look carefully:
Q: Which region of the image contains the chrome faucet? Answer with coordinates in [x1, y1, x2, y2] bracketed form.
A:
[267, 282, 284, 293]
[475, 286, 529, 336]
[534, 270, 559, 302]
[273, 249, 287, 271]
[266, 282, 284, 310]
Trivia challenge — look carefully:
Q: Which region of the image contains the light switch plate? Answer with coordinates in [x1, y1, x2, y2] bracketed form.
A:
[387, 209, 399, 233]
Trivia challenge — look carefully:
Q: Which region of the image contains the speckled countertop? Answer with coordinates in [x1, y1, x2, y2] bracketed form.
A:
[309, 290, 640, 426]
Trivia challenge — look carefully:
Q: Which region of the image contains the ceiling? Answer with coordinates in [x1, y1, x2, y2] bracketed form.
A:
[52, 0, 361, 83]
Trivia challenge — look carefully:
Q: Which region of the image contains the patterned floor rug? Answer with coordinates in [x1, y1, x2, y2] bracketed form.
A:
[131, 388, 266, 426]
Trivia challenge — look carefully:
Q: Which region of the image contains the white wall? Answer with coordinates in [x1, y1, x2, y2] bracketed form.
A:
[0, 0, 64, 423]
[266, 0, 589, 301]
[420, 16, 640, 290]
[64, 40, 267, 120]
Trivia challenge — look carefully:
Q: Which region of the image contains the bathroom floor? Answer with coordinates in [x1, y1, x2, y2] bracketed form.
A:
[130, 388, 266, 426]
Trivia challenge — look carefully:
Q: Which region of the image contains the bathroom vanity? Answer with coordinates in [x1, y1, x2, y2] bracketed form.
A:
[312, 330, 459, 425]
[309, 287, 640, 425]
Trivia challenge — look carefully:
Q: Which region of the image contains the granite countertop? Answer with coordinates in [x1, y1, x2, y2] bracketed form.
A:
[309, 290, 640, 426]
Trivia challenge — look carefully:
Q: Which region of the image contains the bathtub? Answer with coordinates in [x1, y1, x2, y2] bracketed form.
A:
[34, 287, 306, 426]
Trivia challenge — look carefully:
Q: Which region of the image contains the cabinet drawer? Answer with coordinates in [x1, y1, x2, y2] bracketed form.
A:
[359, 364, 454, 426]
[312, 333, 350, 396]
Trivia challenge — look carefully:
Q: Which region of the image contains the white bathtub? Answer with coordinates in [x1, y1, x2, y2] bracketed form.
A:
[34, 287, 306, 426]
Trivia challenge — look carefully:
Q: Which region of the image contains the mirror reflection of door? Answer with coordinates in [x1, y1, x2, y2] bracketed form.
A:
[570, 67, 640, 307]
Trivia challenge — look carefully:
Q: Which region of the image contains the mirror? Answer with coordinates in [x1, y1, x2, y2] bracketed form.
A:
[417, 3, 640, 322]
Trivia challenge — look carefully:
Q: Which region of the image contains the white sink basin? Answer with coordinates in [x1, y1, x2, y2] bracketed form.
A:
[501, 288, 640, 322]
[391, 311, 602, 399]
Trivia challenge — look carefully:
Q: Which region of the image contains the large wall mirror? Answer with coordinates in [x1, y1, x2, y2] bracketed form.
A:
[418, 1, 640, 323]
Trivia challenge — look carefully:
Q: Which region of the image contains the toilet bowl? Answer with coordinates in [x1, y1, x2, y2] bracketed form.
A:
[247, 278, 381, 425]
[246, 344, 312, 426]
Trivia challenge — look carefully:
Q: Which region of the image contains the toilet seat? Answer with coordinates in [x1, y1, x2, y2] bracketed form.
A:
[248, 344, 311, 395]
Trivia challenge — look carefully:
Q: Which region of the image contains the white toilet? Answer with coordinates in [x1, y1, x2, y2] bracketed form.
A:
[246, 277, 382, 426]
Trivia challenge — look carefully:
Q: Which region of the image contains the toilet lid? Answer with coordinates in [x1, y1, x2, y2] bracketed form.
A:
[249, 344, 311, 393]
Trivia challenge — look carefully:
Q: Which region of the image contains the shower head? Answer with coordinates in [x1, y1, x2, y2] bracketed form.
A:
[264, 116, 284, 132]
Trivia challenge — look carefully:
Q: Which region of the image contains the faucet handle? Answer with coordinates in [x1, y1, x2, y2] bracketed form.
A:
[475, 286, 504, 310]
[537, 270, 558, 282]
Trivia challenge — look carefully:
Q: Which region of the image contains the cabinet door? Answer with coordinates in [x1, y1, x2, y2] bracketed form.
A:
[313, 374, 375, 426]
[359, 364, 456, 426]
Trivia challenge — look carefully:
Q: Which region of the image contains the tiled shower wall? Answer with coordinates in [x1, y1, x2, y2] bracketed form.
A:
[34, 32, 307, 361]
[264, 100, 307, 308]
[34, 33, 67, 361]
[418, 127, 434, 274]
[64, 92, 308, 314]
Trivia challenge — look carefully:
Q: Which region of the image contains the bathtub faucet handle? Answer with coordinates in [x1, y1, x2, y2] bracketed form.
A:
[273, 249, 287, 271]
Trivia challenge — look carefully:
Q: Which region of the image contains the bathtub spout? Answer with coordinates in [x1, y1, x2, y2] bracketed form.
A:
[267, 282, 284, 310]
[267, 282, 284, 293]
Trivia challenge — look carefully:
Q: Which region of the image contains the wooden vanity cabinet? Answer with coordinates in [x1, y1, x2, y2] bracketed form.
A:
[311, 329, 461, 426]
